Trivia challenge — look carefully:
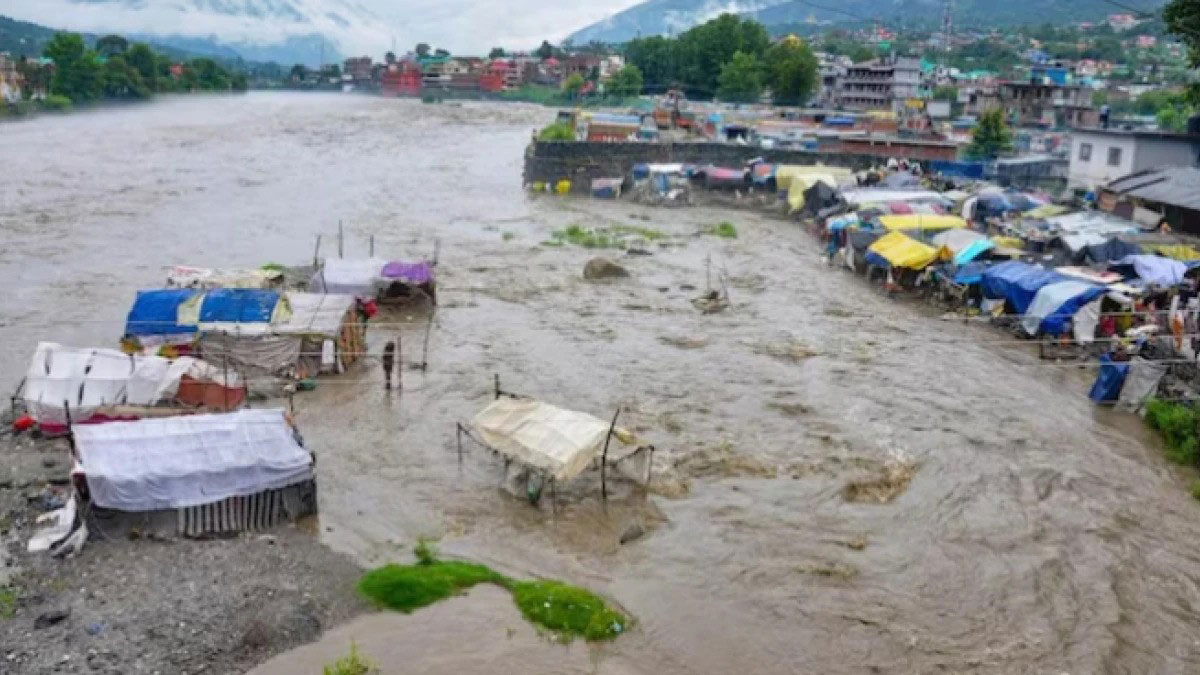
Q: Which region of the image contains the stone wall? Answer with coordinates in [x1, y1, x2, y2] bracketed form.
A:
[523, 141, 885, 193]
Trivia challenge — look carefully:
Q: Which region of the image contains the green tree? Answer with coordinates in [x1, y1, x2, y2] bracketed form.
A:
[125, 43, 158, 90]
[434, 48, 450, 57]
[231, 72, 249, 92]
[562, 72, 586, 98]
[716, 51, 763, 103]
[190, 58, 231, 90]
[385, 51, 397, 65]
[536, 40, 555, 60]
[95, 34, 129, 58]
[488, 47, 506, 59]
[415, 43, 430, 58]
[965, 108, 1014, 160]
[624, 35, 676, 91]
[607, 64, 643, 98]
[1165, 0, 1200, 101]
[676, 14, 769, 97]
[764, 35, 817, 105]
[1092, 89, 1109, 107]
[101, 55, 150, 99]
[44, 32, 103, 102]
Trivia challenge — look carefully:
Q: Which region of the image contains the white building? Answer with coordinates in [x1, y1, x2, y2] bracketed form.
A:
[1068, 128, 1200, 191]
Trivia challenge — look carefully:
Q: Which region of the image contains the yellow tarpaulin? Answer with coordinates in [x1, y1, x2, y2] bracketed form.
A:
[1024, 204, 1069, 219]
[878, 214, 967, 232]
[773, 165, 853, 213]
[991, 236, 1024, 250]
[867, 231, 948, 270]
[1146, 244, 1200, 261]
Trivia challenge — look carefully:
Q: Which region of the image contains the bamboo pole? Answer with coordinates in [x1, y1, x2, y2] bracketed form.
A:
[313, 234, 322, 268]
[338, 220, 344, 259]
[600, 408, 621, 502]
[419, 308, 435, 371]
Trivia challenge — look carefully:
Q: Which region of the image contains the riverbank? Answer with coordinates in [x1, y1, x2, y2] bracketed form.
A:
[0, 441, 368, 673]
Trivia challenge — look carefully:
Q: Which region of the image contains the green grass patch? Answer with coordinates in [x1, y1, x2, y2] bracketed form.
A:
[550, 223, 664, 250]
[323, 642, 375, 675]
[357, 542, 630, 642]
[1191, 480, 1200, 501]
[1145, 398, 1200, 466]
[502, 231, 516, 241]
[0, 586, 16, 620]
[537, 121, 575, 141]
[510, 580, 629, 641]
[707, 222, 738, 239]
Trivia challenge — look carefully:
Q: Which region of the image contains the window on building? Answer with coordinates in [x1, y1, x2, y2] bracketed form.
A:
[1107, 147, 1122, 167]
[1079, 143, 1092, 161]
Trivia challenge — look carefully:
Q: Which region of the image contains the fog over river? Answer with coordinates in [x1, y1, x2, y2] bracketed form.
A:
[4, 93, 1200, 674]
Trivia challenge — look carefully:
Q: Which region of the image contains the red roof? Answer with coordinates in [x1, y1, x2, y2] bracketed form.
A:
[544, 57, 560, 66]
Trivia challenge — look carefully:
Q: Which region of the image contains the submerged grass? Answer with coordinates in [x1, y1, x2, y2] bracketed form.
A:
[322, 642, 376, 675]
[0, 586, 15, 620]
[708, 221, 738, 239]
[358, 542, 630, 641]
[549, 223, 666, 250]
[1145, 399, 1200, 466]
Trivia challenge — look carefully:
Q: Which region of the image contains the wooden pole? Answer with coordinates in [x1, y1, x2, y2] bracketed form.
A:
[456, 423, 463, 463]
[420, 308, 435, 371]
[338, 220, 344, 259]
[396, 333, 402, 391]
[63, 400, 76, 459]
[369, 234, 375, 258]
[221, 332, 230, 412]
[313, 234, 322, 268]
[600, 408, 620, 502]
[494, 373, 500, 400]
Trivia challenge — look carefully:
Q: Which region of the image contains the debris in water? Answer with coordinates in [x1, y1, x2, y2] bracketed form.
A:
[765, 401, 811, 417]
[583, 257, 629, 280]
[843, 452, 918, 504]
[659, 335, 708, 350]
[691, 291, 729, 314]
[796, 561, 858, 580]
[674, 441, 777, 479]
[755, 338, 820, 363]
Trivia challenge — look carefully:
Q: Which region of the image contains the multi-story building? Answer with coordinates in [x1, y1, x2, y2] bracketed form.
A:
[836, 55, 920, 111]
[0, 52, 21, 103]
[342, 57, 373, 84]
[997, 79, 1097, 128]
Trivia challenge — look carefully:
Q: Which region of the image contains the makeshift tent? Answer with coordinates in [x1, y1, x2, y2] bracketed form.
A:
[980, 261, 1066, 314]
[471, 397, 646, 483]
[865, 231, 947, 270]
[73, 409, 313, 512]
[786, 172, 848, 212]
[1145, 244, 1200, 262]
[1024, 204, 1069, 219]
[591, 178, 623, 199]
[931, 229, 994, 265]
[1073, 238, 1142, 265]
[878, 214, 967, 232]
[774, 165, 853, 197]
[310, 258, 389, 296]
[22, 343, 244, 431]
[125, 289, 199, 337]
[803, 181, 844, 216]
[1113, 255, 1188, 286]
[1089, 354, 1128, 403]
[1020, 281, 1106, 336]
[166, 266, 283, 290]
[694, 166, 747, 189]
[839, 189, 944, 208]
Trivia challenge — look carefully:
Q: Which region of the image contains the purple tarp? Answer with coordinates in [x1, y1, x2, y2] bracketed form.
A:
[380, 261, 434, 284]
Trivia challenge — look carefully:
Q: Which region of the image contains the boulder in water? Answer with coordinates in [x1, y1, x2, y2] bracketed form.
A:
[583, 257, 629, 280]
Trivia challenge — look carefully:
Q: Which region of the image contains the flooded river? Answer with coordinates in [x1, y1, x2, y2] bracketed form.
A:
[5, 93, 1200, 674]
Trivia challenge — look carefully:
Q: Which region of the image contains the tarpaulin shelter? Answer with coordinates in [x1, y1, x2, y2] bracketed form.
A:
[72, 409, 313, 512]
[802, 181, 844, 217]
[165, 266, 284, 290]
[878, 214, 967, 232]
[125, 289, 200, 338]
[1072, 238, 1142, 265]
[865, 231, 948, 270]
[591, 178, 623, 199]
[1145, 244, 1200, 261]
[774, 165, 853, 197]
[1113, 255, 1189, 286]
[466, 396, 653, 503]
[980, 261, 1066, 314]
[693, 166, 747, 189]
[21, 342, 244, 432]
[1089, 354, 1128, 403]
[310, 258, 390, 296]
[931, 229, 994, 264]
[839, 189, 944, 208]
[1020, 280, 1106, 336]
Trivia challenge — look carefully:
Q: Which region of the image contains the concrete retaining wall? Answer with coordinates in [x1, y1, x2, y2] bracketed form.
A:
[522, 141, 882, 193]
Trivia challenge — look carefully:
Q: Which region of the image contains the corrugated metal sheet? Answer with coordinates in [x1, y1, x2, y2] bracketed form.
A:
[1107, 167, 1200, 211]
[176, 481, 317, 537]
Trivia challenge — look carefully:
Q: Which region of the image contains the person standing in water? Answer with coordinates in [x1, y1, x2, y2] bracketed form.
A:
[382, 341, 396, 390]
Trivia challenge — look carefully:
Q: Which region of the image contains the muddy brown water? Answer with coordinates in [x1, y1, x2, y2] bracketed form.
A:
[5, 93, 1200, 674]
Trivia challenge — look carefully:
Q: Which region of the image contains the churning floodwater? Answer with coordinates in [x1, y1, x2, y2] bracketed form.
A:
[5, 92, 1200, 674]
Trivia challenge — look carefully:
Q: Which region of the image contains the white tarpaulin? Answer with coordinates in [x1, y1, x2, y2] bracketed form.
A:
[1118, 357, 1168, 413]
[274, 292, 355, 337]
[73, 409, 313, 512]
[166, 266, 283, 290]
[22, 343, 233, 425]
[472, 398, 637, 482]
[310, 258, 388, 296]
[1073, 298, 1101, 345]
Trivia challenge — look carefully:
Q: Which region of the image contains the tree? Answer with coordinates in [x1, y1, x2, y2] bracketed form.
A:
[764, 35, 817, 106]
[415, 43, 431, 58]
[95, 34, 129, 58]
[562, 72, 586, 98]
[965, 108, 1014, 160]
[434, 48, 450, 57]
[126, 43, 158, 90]
[101, 55, 149, 98]
[607, 64, 643, 98]
[716, 51, 763, 103]
[1165, 0, 1200, 101]
[385, 51, 397, 65]
[44, 32, 103, 102]
[536, 40, 555, 60]
[488, 47, 506, 59]
[624, 35, 676, 92]
[676, 14, 769, 97]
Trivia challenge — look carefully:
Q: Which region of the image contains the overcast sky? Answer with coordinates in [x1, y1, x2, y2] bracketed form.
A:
[3, 0, 646, 56]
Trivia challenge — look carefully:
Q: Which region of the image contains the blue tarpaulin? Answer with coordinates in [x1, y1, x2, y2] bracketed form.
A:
[980, 261, 1065, 314]
[197, 289, 279, 323]
[928, 160, 986, 179]
[952, 261, 990, 285]
[1089, 354, 1129, 403]
[1021, 280, 1106, 336]
[125, 289, 199, 336]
